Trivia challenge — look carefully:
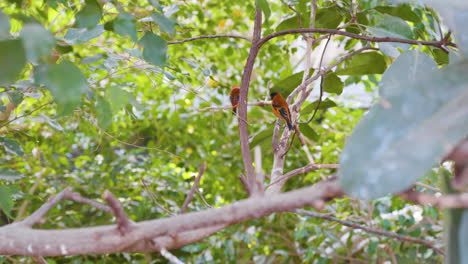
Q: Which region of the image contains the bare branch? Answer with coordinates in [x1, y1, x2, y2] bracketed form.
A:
[160, 248, 185, 264]
[103, 191, 132, 235]
[19, 187, 73, 227]
[181, 162, 207, 214]
[258, 28, 457, 49]
[196, 189, 213, 209]
[400, 188, 468, 208]
[294, 209, 444, 255]
[267, 163, 339, 188]
[141, 179, 176, 217]
[31, 256, 48, 264]
[197, 101, 270, 112]
[167, 34, 251, 45]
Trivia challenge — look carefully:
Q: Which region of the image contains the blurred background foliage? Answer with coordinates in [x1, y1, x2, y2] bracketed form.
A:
[0, 0, 460, 262]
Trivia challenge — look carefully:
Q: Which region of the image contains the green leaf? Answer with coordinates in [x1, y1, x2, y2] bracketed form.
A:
[35, 61, 88, 115]
[302, 98, 337, 115]
[374, 4, 420, 23]
[368, 14, 413, 39]
[256, 0, 271, 23]
[250, 128, 273, 147]
[8, 92, 23, 106]
[432, 48, 449, 65]
[96, 97, 112, 129]
[0, 10, 10, 38]
[64, 24, 105, 45]
[152, 12, 176, 36]
[336, 52, 386, 76]
[0, 168, 23, 181]
[75, 0, 102, 28]
[272, 70, 313, 96]
[0, 185, 14, 218]
[113, 12, 138, 42]
[276, 15, 309, 31]
[140, 32, 167, 66]
[324, 72, 343, 95]
[106, 86, 130, 111]
[20, 23, 55, 63]
[316, 6, 342, 29]
[299, 123, 319, 141]
[339, 52, 468, 199]
[0, 39, 26, 86]
[0, 137, 24, 156]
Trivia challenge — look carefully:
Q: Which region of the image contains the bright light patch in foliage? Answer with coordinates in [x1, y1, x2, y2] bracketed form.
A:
[339, 51, 468, 199]
[140, 32, 167, 66]
[35, 61, 88, 115]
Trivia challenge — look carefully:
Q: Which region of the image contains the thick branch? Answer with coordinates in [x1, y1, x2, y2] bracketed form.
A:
[103, 191, 132, 235]
[294, 209, 443, 255]
[400, 189, 468, 208]
[258, 28, 457, 49]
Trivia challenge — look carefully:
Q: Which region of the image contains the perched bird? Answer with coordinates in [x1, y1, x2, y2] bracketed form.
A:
[270, 92, 293, 131]
[229, 86, 240, 115]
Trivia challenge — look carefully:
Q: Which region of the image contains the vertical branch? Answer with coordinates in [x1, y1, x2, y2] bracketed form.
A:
[238, 5, 263, 196]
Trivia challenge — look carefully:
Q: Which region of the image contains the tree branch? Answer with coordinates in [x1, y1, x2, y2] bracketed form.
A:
[160, 248, 185, 264]
[103, 191, 132, 235]
[294, 209, 444, 255]
[257, 28, 457, 49]
[400, 188, 468, 208]
[267, 163, 339, 188]
[197, 101, 270, 112]
[181, 162, 207, 214]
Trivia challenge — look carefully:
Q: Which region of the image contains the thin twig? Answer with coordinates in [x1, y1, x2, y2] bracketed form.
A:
[141, 179, 176, 216]
[197, 101, 270, 112]
[181, 162, 207, 214]
[196, 189, 213, 209]
[167, 34, 251, 44]
[415, 182, 441, 193]
[258, 28, 457, 49]
[31, 256, 48, 264]
[294, 209, 444, 255]
[66, 191, 113, 214]
[0, 102, 52, 128]
[160, 248, 185, 264]
[267, 163, 339, 188]
[103, 190, 132, 235]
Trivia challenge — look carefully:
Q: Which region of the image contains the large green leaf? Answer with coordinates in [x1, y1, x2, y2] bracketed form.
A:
[316, 6, 343, 29]
[302, 98, 337, 114]
[96, 97, 112, 129]
[324, 72, 343, 95]
[152, 12, 176, 36]
[0, 168, 23, 181]
[64, 24, 105, 44]
[374, 4, 420, 23]
[272, 70, 313, 96]
[140, 32, 167, 66]
[0, 185, 14, 218]
[0, 137, 24, 156]
[35, 61, 88, 115]
[339, 51, 468, 199]
[0, 10, 10, 38]
[113, 12, 138, 42]
[106, 86, 130, 111]
[336, 52, 386, 76]
[0, 39, 26, 86]
[75, 0, 102, 28]
[20, 23, 55, 63]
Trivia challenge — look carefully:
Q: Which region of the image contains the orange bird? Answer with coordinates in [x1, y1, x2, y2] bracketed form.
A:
[229, 86, 240, 115]
[270, 92, 293, 131]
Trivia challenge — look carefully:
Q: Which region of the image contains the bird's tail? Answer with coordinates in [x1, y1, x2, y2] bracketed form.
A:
[287, 122, 293, 131]
[232, 108, 237, 115]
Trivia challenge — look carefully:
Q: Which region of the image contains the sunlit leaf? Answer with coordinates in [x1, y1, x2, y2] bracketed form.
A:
[0, 185, 14, 218]
[64, 24, 105, 44]
[113, 12, 138, 42]
[96, 97, 112, 129]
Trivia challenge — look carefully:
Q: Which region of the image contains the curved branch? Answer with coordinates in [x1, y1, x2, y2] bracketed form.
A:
[167, 34, 251, 45]
[258, 28, 457, 49]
